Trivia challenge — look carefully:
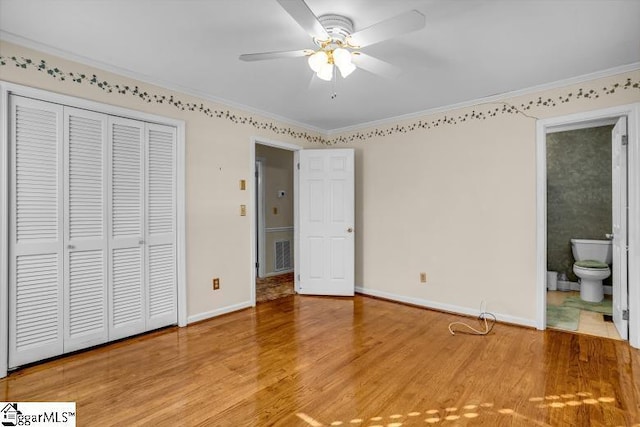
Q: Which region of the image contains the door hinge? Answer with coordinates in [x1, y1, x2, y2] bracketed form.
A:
[622, 135, 628, 146]
[297, 162, 300, 170]
[255, 262, 259, 268]
[297, 274, 300, 281]
[622, 310, 629, 321]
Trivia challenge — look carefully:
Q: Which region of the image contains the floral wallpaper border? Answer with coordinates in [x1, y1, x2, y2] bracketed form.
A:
[1, 55, 639, 145]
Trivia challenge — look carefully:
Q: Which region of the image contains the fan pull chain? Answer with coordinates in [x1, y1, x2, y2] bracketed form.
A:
[330, 69, 338, 100]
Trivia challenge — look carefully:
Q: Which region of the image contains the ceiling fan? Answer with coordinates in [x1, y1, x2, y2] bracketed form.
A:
[239, 0, 426, 81]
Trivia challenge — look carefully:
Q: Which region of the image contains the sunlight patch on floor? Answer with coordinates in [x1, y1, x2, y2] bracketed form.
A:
[296, 390, 624, 426]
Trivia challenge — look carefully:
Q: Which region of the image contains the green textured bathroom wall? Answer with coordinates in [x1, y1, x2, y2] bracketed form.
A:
[547, 125, 613, 283]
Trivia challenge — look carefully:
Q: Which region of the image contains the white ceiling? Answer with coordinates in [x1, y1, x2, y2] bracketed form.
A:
[1, 0, 639, 132]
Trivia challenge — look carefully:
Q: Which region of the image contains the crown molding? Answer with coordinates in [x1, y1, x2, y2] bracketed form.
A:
[3, 31, 638, 137]
[326, 62, 640, 135]
[0, 31, 326, 136]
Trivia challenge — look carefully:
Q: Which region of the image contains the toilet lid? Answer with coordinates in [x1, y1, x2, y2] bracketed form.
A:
[575, 260, 608, 269]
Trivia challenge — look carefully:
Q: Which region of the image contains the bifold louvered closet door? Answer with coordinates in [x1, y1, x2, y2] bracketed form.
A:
[9, 97, 65, 367]
[8, 95, 177, 368]
[64, 107, 109, 353]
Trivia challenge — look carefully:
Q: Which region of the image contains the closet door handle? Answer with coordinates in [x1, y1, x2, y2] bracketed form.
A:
[139, 240, 145, 245]
[67, 244, 75, 250]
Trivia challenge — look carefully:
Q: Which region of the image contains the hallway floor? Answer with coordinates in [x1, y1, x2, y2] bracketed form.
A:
[547, 290, 622, 340]
[256, 272, 295, 303]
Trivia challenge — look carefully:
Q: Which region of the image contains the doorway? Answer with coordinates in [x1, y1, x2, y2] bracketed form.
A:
[255, 144, 295, 303]
[544, 123, 619, 339]
[535, 103, 640, 349]
[250, 138, 302, 306]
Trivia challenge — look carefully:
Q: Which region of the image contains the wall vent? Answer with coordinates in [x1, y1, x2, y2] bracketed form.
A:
[275, 240, 292, 271]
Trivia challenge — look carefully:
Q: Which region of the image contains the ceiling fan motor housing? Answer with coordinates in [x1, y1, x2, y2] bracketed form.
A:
[316, 14, 354, 45]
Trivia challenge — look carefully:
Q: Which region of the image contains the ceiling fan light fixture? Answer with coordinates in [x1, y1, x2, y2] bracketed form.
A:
[317, 63, 334, 81]
[337, 61, 356, 78]
[308, 50, 329, 72]
[241, 3, 428, 83]
[332, 47, 352, 68]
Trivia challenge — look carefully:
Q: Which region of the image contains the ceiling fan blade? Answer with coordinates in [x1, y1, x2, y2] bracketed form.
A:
[351, 53, 402, 79]
[239, 49, 312, 61]
[347, 10, 425, 48]
[276, 0, 330, 41]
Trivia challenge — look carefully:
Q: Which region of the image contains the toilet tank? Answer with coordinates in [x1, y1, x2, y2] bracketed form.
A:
[570, 239, 612, 263]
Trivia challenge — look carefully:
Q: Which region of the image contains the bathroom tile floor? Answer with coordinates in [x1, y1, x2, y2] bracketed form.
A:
[547, 290, 622, 340]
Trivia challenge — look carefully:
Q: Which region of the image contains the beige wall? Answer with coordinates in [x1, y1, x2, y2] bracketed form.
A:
[1, 40, 639, 325]
[339, 71, 640, 322]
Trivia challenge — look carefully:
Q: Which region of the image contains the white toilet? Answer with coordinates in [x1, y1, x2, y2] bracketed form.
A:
[571, 239, 612, 303]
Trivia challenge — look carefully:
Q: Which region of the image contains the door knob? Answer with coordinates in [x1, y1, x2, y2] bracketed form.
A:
[347, 228, 353, 233]
[67, 244, 75, 250]
[139, 240, 145, 245]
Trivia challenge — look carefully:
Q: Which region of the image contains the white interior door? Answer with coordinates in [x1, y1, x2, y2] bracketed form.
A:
[612, 116, 628, 339]
[63, 107, 109, 352]
[297, 149, 354, 296]
[108, 117, 146, 340]
[8, 96, 64, 368]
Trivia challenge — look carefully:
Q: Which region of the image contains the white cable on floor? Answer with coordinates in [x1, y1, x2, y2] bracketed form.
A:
[448, 301, 497, 335]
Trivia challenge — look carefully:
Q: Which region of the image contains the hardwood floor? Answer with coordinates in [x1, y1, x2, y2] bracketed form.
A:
[2, 295, 639, 426]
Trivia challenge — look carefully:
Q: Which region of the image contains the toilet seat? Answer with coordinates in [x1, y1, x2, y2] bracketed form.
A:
[573, 264, 610, 274]
[575, 260, 608, 269]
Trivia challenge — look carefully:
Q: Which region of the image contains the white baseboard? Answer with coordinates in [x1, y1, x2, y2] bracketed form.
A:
[187, 301, 253, 324]
[355, 286, 537, 328]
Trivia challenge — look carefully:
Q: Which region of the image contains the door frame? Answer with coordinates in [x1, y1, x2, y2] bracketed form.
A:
[255, 157, 266, 279]
[535, 102, 640, 349]
[249, 137, 303, 306]
[0, 82, 188, 378]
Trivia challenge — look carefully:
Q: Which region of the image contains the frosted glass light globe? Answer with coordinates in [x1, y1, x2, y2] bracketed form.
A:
[308, 51, 329, 72]
[332, 48, 352, 68]
[317, 63, 334, 81]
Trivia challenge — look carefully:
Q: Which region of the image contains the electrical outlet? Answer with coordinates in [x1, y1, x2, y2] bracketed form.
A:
[420, 272, 427, 283]
[212, 278, 220, 290]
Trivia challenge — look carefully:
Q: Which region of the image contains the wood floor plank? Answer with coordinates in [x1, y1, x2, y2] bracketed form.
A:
[1, 295, 639, 426]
